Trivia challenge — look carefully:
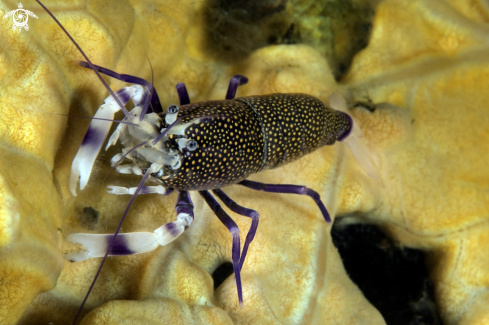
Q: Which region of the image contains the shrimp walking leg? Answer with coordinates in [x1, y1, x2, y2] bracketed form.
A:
[212, 189, 259, 270]
[65, 186, 177, 262]
[65, 189, 198, 262]
[77, 60, 163, 114]
[199, 190, 244, 306]
[238, 180, 331, 223]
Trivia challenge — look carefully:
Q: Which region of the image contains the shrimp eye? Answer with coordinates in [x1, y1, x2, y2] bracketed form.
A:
[187, 140, 198, 151]
[167, 104, 179, 114]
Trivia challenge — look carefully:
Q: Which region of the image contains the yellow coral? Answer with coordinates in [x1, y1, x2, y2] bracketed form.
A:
[343, 0, 489, 323]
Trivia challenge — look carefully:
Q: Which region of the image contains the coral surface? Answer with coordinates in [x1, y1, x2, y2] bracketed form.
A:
[0, 0, 488, 324]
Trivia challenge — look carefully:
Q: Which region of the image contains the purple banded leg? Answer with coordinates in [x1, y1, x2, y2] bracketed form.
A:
[176, 83, 190, 105]
[212, 189, 259, 270]
[78, 60, 163, 115]
[153, 191, 195, 247]
[238, 180, 331, 223]
[66, 185, 176, 262]
[66, 232, 160, 262]
[199, 190, 243, 306]
[225, 75, 248, 100]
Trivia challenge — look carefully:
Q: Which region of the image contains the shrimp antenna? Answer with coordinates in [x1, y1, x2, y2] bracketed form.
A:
[146, 55, 156, 114]
[36, 0, 132, 120]
[56, 113, 139, 126]
[134, 55, 156, 119]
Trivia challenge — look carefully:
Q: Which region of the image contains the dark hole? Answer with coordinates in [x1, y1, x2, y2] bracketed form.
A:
[331, 223, 443, 325]
[267, 35, 277, 44]
[283, 23, 296, 44]
[360, 22, 372, 35]
[212, 262, 234, 290]
[336, 63, 349, 79]
[80, 207, 99, 230]
[352, 99, 376, 112]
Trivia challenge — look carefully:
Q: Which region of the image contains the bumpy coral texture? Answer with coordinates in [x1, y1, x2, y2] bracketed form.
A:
[1, 0, 488, 325]
[342, 1, 489, 324]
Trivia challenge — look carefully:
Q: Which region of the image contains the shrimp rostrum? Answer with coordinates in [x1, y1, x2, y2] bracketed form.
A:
[36, 0, 379, 321]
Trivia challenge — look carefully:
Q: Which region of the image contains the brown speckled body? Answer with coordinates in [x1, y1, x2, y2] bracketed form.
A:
[159, 93, 351, 191]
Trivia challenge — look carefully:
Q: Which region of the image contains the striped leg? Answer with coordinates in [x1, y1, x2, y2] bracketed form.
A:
[199, 190, 243, 307]
[64, 186, 182, 262]
[238, 180, 331, 223]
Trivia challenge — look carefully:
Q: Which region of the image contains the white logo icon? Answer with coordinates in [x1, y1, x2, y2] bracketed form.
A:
[3, 3, 37, 31]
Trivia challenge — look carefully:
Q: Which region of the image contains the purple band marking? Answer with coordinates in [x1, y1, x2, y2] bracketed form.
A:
[81, 124, 105, 148]
[337, 112, 353, 141]
[165, 223, 183, 237]
[105, 235, 135, 256]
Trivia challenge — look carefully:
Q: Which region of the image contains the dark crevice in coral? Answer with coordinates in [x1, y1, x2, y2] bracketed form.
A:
[213, 262, 234, 290]
[202, 0, 291, 62]
[351, 98, 377, 112]
[80, 207, 99, 230]
[331, 222, 444, 325]
[201, 0, 378, 80]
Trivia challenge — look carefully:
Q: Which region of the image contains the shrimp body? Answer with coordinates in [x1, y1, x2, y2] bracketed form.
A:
[127, 94, 352, 191]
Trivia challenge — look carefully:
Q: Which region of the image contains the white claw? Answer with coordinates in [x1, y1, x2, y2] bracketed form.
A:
[70, 100, 122, 196]
[65, 214, 192, 262]
[65, 232, 160, 261]
[329, 92, 380, 180]
[69, 85, 148, 196]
